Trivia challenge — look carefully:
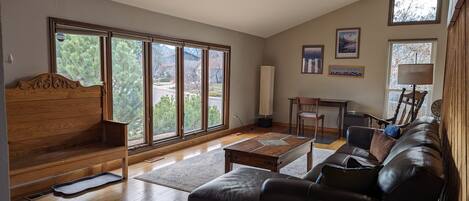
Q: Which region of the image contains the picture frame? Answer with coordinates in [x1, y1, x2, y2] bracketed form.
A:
[301, 45, 324, 74]
[328, 65, 365, 78]
[335, 28, 361, 59]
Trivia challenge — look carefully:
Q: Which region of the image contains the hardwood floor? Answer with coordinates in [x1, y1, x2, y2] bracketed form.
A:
[27, 126, 344, 201]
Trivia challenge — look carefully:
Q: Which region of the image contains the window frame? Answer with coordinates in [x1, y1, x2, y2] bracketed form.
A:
[388, 0, 442, 26]
[384, 38, 437, 118]
[48, 17, 231, 151]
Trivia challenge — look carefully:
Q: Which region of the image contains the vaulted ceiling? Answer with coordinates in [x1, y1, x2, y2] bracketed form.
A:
[111, 0, 359, 38]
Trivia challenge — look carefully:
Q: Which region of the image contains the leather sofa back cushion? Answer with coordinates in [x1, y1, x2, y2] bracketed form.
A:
[370, 130, 396, 162]
[378, 147, 444, 201]
[383, 130, 441, 165]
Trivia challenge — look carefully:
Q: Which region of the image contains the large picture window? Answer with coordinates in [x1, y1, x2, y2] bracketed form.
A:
[111, 37, 146, 146]
[386, 40, 436, 118]
[389, 0, 441, 25]
[55, 33, 102, 86]
[50, 18, 230, 149]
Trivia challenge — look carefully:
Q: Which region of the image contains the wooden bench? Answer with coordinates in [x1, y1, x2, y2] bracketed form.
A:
[6, 73, 128, 188]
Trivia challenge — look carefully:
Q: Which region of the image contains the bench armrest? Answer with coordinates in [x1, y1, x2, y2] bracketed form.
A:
[103, 120, 128, 147]
[260, 178, 377, 201]
[346, 126, 378, 150]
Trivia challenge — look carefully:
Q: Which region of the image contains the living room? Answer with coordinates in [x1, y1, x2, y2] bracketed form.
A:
[0, 0, 467, 201]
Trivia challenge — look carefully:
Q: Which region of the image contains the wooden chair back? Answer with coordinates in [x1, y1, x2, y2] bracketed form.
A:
[296, 97, 320, 117]
[392, 88, 428, 125]
[6, 73, 104, 160]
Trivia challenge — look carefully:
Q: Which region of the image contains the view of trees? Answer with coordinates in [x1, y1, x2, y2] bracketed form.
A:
[392, 0, 438, 23]
[57, 34, 223, 145]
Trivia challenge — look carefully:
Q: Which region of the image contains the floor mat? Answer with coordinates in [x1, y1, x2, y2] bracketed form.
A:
[52, 172, 123, 197]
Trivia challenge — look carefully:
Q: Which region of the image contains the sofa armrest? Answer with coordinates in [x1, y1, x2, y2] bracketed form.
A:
[260, 178, 377, 201]
[103, 120, 128, 147]
[346, 126, 377, 150]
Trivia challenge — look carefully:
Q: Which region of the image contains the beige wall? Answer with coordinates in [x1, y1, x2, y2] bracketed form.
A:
[263, 0, 448, 128]
[1, 0, 265, 128]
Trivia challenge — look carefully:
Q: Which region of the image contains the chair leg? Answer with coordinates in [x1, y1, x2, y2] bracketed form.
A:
[296, 116, 300, 136]
[315, 119, 318, 140]
[321, 118, 325, 138]
[122, 156, 128, 179]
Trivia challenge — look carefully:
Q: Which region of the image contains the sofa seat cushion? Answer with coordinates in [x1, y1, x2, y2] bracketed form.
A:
[188, 167, 299, 201]
[302, 152, 379, 182]
[336, 144, 377, 161]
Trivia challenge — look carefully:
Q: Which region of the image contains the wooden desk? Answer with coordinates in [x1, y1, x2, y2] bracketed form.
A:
[288, 98, 349, 138]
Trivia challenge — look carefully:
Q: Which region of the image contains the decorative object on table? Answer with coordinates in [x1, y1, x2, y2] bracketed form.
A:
[301, 45, 324, 74]
[398, 63, 434, 121]
[296, 97, 325, 140]
[365, 88, 427, 128]
[335, 28, 360, 59]
[258, 65, 275, 128]
[343, 111, 369, 137]
[258, 139, 289, 146]
[431, 99, 442, 120]
[328, 65, 365, 77]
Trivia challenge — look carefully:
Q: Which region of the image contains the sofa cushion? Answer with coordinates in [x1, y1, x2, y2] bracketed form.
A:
[378, 147, 444, 201]
[383, 130, 442, 165]
[302, 152, 379, 182]
[188, 167, 298, 201]
[318, 163, 381, 195]
[336, 144, 377, 161]
[370, 130, 396, 162]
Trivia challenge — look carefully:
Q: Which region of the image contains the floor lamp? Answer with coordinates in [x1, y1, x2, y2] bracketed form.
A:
[397, 64, 434, 121]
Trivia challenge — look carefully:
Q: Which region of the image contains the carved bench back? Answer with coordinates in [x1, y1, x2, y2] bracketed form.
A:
[6, 73, 104, 160]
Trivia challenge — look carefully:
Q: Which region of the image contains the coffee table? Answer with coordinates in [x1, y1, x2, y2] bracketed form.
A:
[224, 132, 313, 173]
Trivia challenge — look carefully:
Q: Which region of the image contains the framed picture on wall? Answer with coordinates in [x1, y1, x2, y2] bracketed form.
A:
[335, 28, 361, 59]
[329, 65, 365, 78]
[301, 45, 324, 74]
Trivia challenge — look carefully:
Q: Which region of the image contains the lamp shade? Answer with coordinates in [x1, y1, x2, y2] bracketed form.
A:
[259, 66, 275, 116]
[398, 64, 434, 85]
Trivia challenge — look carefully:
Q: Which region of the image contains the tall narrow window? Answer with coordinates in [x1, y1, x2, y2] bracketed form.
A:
[386, 40, 435, 118]
[152, 43, 178, 140]
[389, 0, 441, 25]
[183, 47, 203, 133]
[112, 37, 145, 146]
[56, 33, 102, 86]
[208, 50, 224, 127]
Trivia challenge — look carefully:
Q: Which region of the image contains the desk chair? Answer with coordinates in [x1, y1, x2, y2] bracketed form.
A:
[296, 97, 325, 139]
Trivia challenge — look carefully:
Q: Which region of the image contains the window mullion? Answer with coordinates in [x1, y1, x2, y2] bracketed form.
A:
[144, 42, 153, 145]
[202, 49, 209, 131]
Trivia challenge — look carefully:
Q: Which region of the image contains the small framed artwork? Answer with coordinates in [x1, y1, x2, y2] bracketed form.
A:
[301, 45, 324, 74]
[329, 65, 365, 78]
[335, 28, 361, 59]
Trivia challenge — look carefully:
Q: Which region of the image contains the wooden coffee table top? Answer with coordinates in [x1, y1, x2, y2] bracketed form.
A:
[224, 132, 313, 158]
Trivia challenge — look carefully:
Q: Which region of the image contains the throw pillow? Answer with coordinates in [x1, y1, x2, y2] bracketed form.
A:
[384, 124, 401, 138]
[370, 130, 396, 162]
[317, 163, 381, 195]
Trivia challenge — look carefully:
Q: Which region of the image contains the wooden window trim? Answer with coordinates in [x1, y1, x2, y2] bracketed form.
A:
[388, 0, 442, 26]
[48, 17, 231, 151]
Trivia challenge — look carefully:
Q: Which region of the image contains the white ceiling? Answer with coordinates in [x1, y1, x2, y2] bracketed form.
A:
[111, 0, 359, 38]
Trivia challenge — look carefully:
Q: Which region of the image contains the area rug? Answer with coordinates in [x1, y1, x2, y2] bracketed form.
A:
[135, 148, 334, 192]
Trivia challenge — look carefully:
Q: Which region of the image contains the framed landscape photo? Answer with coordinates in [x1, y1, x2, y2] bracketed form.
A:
[301, 45, 324, 74]
[329, 65, 365, 78]
[335, 28, 361, 59]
